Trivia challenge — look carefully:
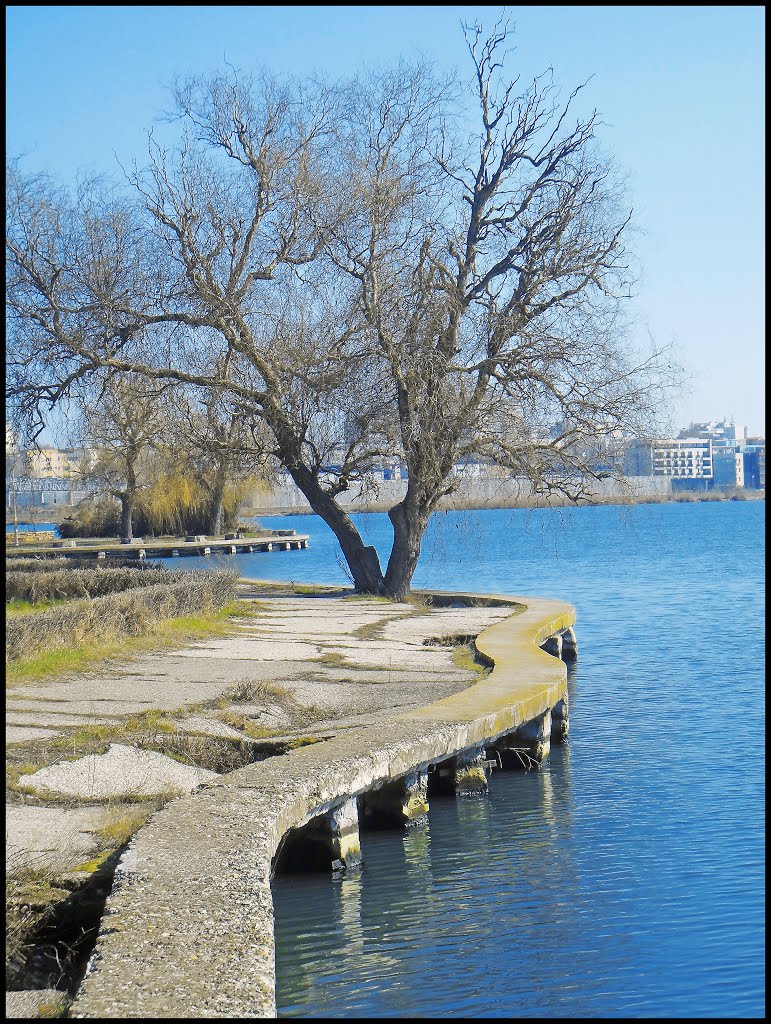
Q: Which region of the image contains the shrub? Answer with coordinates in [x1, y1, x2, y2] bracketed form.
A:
[6, 568, 170, 604]
[6, 555, 154, 572]
[57, 499, 121, 538]
[6, 569, 238, 663]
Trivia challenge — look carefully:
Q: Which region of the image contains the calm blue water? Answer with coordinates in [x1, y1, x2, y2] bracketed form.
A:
[165, 502, 765, 1018]
[5, 521, 60, 535]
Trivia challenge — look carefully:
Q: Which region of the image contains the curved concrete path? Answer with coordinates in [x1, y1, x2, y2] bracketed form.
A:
[70, 592, 574, 1019]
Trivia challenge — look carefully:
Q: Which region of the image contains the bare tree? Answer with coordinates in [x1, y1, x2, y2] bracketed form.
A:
[71, 375, 168, 540]
[6, 21, 677, 597]
[5, 430, 31, 548]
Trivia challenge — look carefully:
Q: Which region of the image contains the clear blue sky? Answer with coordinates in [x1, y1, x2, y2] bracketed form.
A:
[6, 5, 766, 436]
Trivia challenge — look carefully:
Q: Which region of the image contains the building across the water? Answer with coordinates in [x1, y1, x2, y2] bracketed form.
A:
[624, 421, 765, 492]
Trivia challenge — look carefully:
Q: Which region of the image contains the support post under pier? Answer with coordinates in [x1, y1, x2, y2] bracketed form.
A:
[561, 626, 578, 661]
[274, 796, 362, 874]
[452, 745, 489, 796]
[492, 709, 553, 768]
[327, 798, 362, 871]
[359, 770, 429, 828]
[541, 633, 563, 659]
[551, 695, 569, 742]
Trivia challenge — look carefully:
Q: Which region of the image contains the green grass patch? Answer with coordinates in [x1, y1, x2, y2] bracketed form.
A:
[72, 850, 113, 875]
[6, 597, 71, 616]
[315, 650, 348, 667]
[46, 709, 177, 754]
[452, 643, 492, 680]
[93, 809, 154, 850]
[218, 711, 281, 739]
[6, 760, 49, 789]
[290, 583, 341, 595]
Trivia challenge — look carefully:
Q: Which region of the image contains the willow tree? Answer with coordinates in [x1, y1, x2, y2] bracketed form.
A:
[6, 20, 673, 598]
[163, 381, 275, 536]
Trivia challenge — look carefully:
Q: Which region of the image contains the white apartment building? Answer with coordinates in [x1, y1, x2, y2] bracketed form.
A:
[651, 439, 713, 481]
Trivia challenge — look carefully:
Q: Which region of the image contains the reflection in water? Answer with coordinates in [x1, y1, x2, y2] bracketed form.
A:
[337, 868, 364, 957]
[274, 755, 579, 1018]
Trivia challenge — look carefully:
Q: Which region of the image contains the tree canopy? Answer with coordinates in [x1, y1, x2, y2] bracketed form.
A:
[6, 20, 676, 597]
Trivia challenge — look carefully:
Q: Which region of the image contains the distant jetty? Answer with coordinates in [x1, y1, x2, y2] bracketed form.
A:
[5, 530, 310, 561]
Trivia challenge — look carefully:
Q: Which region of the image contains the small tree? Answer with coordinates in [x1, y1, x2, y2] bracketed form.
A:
[72, 375, 168, 540]
[165, 382, 273, 536]
[5, 432, 30, 548]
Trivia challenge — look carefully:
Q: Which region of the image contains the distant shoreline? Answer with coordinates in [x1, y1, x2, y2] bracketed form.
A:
[239, 488, 765, 518]
[5, 487, 765, 529]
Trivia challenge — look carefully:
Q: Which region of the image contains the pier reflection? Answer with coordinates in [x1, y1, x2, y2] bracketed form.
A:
[274, 742, 579, 1017]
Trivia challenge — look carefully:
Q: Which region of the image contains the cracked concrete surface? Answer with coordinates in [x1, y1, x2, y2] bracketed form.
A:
[6, 583, 537, 1019]
[6, 587, 511, 874]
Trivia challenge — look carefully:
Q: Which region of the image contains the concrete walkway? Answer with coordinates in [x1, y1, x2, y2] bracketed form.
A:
[7, 585, 512, 875]
[69, 589, 574, 1019]
[6, 580, 580, 1020]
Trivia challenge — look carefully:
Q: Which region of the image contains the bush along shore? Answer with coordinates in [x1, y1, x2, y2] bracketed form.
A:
[6, 562, 238, 665]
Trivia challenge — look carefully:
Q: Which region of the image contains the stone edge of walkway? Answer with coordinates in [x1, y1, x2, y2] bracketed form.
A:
[69, 590, 575, 1020]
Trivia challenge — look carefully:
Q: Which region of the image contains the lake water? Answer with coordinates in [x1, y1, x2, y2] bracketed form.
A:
[163, 501, 765, 1018]
[5, 521, 60, 535]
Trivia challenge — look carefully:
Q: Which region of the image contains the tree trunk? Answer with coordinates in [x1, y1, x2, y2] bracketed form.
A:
[119, 492, 134, 541]
[383, 496, 429, 600]
[205, 467, 227, 536]
[288, 466, 386, 593]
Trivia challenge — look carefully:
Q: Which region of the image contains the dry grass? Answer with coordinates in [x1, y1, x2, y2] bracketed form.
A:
[226, 678, 290, 703]
[217, 711, 282, 740]
[6, 570, 238, 665]
[6, 567, 170, 603]
[92, 809, 155, 851]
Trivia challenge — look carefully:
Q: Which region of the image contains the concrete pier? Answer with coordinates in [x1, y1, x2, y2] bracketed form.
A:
[5, 531, 310, 562]
[70, 590, 576, 1020]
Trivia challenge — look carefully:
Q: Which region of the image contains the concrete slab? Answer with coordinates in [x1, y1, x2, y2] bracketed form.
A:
[6, 713, 116, 728]
[173, 716, 253, 740]
[6, 989, 70, 1018]
[18, 744, 219, 800]
[222, 704, 292, 729]
[7, 727, 65, 744]
[172, 638, 323, 661]
[379, 606, 513, 643]
[6, 805, 120, 874]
